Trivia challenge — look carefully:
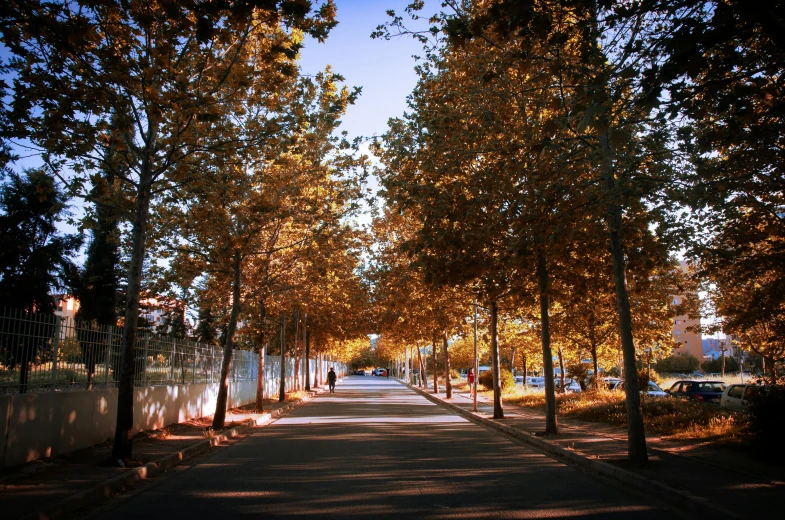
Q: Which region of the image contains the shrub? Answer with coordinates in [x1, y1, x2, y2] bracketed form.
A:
[748, 384, 785, 458]
[479, 367, 515, 390]
[637, 367, 661, 387]
[655, 354, 700, 373]
[567, 362, 590, 389]
[700, 356, 740, 373]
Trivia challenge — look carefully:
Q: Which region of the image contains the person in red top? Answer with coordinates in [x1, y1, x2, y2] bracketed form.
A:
[467, 368, 475, 396]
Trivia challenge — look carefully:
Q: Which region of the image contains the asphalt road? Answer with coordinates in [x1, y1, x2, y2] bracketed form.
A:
[89, 377, 680, 519]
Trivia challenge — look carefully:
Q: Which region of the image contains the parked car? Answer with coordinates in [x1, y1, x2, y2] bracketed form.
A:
[554, 377, 582, 393]
[514, 375, 524, 385]
[356, 369, 365, 376]
[526, 376, 546, 388]
[721, 383, 754, 411]
[667, 380, 727, 403]
[600, 377, 622, 390]
[643, 381, 667, 397]
[605, 379, 666, 397]
[376, 368, 388, 377]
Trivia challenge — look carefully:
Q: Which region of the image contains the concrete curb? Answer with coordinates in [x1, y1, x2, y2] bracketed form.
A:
[402, 380, 743, 520]
[27, 387, 328, 520]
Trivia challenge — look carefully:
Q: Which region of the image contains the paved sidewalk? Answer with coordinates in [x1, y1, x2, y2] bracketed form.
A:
[415, 384, 784, 520]
[0, 391, 325, 520]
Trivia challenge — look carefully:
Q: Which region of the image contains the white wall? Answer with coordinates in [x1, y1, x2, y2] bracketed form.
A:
[1, 354, 345, 469]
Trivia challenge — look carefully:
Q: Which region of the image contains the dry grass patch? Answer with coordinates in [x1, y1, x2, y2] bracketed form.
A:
[500, 388, 749, 444]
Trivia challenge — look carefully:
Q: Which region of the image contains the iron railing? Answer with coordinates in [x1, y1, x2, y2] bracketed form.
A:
[0, 308, 256, 395]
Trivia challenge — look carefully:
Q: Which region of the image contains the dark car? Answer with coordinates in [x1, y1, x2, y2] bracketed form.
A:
[667, 380, 727, 403]
[356, 369, 365, 376]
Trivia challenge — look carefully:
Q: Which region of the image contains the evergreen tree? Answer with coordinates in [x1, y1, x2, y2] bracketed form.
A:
[0, 169, 81, 313]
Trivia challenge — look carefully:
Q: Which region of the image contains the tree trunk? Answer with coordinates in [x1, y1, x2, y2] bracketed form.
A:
[213, 252, 242, 429]
[490, 300, 504, 419]
[112, 164, 155, 461]
[316, 352, 321, 387]
[510, 345, 517, 373]
[442, 332, 452, 399]
[432, 338, 439, 394]
[590, 319, 599, 388]
[255, 300, 267, 412]
[256, 344, 265, 412]
[599, 132, 648, 466]
[278, 312, 286, 402]
[523, 354, 528, 388]
[304, 314, 310, 391]
[537, 250, 558, 434]
[557, 347, 565, 393]
[293, 310, 300, 391]
[418, 346, 426, 389]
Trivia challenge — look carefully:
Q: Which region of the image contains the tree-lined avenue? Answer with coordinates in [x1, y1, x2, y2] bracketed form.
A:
[90, 377, 679, 519]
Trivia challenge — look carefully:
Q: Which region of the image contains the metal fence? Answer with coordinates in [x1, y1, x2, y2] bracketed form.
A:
[0, 308, 256, 395]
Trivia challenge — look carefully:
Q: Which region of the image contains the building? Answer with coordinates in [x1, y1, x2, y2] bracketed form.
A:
[671, 262, 702, 359]
[702, 337, 742, 361]
[53, 294, 80, 322]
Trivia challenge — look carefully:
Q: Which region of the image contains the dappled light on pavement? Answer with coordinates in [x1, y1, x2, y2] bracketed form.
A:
[96, 377, 677, 519]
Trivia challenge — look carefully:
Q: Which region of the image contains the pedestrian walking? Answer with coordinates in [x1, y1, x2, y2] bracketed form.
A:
[467, 368, 475, 397]
[386, 367, 390, 378]
[328, 367, 337, 393]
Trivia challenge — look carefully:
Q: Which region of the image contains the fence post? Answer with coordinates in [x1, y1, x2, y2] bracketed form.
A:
[49, 315, 62, 392]
[143, 334, 149, 386]
[192, 344, 197, 383]
[105, 325, 112, 388]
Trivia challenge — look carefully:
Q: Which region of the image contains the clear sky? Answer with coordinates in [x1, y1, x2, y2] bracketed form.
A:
[297, 0, 426, 143]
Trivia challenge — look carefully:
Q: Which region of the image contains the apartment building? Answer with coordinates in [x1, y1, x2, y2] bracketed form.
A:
[671, 262, 703, 359]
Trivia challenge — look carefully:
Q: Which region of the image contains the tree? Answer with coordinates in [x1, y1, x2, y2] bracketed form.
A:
[0, 169, 81, 392]
[0, 169, 81, 313]
[0, 0, 337, 461]
[375, 1, 684, 465]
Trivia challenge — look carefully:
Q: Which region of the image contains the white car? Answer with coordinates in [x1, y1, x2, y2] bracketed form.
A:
[609, 379, 667, 397]
[721, 383, 754, 411]
[525, 376, 546, 388]
[555, 377, 582, 393]
[600, 378, 622, 390]
[643, 381, 667, 397]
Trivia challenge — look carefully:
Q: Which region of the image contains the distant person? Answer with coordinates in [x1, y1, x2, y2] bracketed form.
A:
[328, 367, 337, 393]
[386, 367, 390, 378]
[467, 368, 475, 396]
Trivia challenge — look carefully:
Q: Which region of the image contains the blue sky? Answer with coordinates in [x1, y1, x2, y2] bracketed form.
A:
[297, 0, 426, 143]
